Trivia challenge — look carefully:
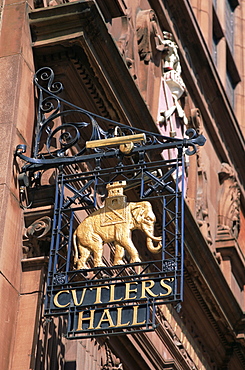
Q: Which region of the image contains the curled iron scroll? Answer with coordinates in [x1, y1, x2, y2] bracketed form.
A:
[15, 67, 206, 173]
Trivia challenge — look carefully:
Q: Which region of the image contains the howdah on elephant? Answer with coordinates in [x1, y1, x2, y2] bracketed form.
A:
[73, 199, 162, 270]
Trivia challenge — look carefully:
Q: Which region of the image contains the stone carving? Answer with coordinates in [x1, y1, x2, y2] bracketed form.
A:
[109, 7, 188, 127]
[101, 342, 124, 370]
[159, 32, 188, 127]
[73, 181, 161, 269]
[156, 308, 196, 369]
[189, 107, 202, 131]
[136, 10, 169, 63]
[162, 31, 182, 75]
[135, 8, 169, 115]
[23, 216, 52, 257]
[196, 163, 212, 246]
[217, 163, 240, 239]
[186, 109, 212, 245]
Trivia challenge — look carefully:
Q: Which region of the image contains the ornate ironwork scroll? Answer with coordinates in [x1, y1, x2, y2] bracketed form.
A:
[15, 67, 206, 339]
[15, 67, 205, 174]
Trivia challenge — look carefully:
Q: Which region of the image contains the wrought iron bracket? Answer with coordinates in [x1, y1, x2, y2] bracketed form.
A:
[15, 67, 206, 178]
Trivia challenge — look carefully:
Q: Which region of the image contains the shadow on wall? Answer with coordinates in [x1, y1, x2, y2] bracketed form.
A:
[64, 361, 76, 370]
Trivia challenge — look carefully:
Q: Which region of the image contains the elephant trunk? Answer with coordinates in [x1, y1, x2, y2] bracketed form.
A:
[146, 237, 162, 253]
[144, 228, 162, 253]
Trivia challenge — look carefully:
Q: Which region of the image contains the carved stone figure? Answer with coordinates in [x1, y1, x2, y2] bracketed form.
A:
[101, 342, 124, 370]
[162, 31, 181, 75]
[135, 9, 169, 117]
[73, 182, 161, 269]
[186, 108, 212, 246]
[159, 32, 188, 128]
[23, 216, 51, 257]
[217, 163, 241, 239]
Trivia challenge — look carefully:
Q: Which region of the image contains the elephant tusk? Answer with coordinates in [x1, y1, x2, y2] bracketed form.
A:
[143, 228, 162, 253]
[146, 237, 162, 253]
[144, 228, 162, 242]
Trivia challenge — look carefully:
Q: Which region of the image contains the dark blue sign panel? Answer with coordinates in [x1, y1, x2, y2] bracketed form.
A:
[44, 157, 185, 338]
[71, 304, 149, 335]
[51, 277, 175, 310]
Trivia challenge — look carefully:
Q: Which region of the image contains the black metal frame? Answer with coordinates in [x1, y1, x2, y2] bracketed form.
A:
[15, 67, 205, 174]
[15, 67, 206, 338]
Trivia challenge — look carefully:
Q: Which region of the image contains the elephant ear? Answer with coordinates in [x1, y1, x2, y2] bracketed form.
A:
[131, 202, 150, 223]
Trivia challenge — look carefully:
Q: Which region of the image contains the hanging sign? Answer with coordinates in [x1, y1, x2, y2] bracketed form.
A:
[14, 68, 206, 339]
[45, 179, 184, 339]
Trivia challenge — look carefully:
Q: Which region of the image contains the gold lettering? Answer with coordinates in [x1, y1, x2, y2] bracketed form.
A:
[109, 284, 123, 303]
[71, 289, 87, 306]
[160, 278, 174, 296]
[116, 307, 130, 327]
[124, 282, 138, 300]
[91, 285, 109, 304]
[77, 310, 95, 331]
[96, 309, 115, 329]
[132, 305, 146, 326]
[140, 280, 158, 298]
[53, 290, 70, 308]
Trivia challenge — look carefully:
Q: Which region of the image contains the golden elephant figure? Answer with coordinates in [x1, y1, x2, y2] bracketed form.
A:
[73, 200, 162, 270]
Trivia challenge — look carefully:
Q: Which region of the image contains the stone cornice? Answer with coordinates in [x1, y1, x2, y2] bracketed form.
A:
[184, 204, 244, 336]
[29, 1, 158, 133]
